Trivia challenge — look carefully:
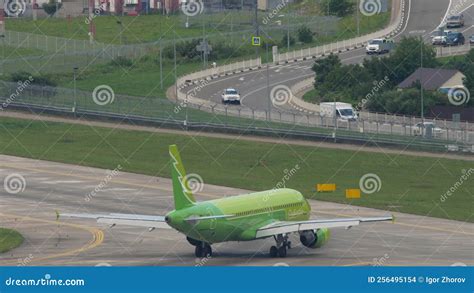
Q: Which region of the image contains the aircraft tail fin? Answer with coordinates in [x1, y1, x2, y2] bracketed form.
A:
[169, 145, 196, 210]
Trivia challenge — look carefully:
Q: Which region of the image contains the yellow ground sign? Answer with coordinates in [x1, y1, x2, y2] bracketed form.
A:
[316, 184, 336, 192]
[345, 189, 361, 199]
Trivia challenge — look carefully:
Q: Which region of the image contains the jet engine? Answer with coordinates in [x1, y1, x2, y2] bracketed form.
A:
[299, 228, 330, 248]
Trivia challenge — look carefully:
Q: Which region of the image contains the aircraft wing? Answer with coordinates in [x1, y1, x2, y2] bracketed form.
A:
[62, 212, 171, 229]
[255, 216, 393, 238]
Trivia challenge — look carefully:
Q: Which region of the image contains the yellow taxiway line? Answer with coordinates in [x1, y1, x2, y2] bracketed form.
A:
[0, 212, 104, 266]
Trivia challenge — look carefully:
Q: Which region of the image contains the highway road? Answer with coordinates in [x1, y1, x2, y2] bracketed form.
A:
[1, 155, 473, 266]
[183, 0, 472, 113]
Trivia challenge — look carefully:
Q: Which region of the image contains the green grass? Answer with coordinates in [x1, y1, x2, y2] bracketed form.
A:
[0, 117, 472, 222]
[302, 88, 318, 103]
[5, 2, 390, 48]
[0, 45, 45, 60]
[0, 228, 24, 253]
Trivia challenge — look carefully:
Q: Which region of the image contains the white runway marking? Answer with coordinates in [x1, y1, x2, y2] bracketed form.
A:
[102, 188, 137, 192]
[44, 180, 85, 184]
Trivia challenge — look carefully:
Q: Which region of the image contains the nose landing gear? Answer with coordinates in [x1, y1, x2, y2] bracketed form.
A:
[194, 242, 212, 258]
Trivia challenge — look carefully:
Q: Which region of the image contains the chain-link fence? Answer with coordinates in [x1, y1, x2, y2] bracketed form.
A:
[1, 80, 472, 153]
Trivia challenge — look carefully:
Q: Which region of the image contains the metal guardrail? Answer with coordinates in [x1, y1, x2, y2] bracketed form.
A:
[4, 101, 473, 154]
[272, 0, 407, 64]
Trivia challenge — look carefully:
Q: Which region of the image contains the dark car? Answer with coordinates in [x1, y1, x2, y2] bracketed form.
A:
[445, 32, 465, 46]
[470, 35, 474, 44]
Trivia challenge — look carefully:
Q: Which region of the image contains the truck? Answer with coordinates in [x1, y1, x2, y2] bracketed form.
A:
[319, 102, 358, 121]
[365, 38, 394, 55]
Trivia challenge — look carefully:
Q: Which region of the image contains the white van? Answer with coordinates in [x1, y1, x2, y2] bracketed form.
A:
[320, 102, 358, 121]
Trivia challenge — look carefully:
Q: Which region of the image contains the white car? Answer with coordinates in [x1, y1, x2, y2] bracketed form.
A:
[221, 88, 241, 104]
[432, 30, 451, 46]
[413, 122, 444, 137]
[366, 38, 394, 54]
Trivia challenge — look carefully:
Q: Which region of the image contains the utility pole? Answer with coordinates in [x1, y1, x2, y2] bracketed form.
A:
[33, 0, 37, 20]
[356, 0, 360, 36]
[254, 0, 259, 58]
[266, 43, 271, 121]
[420, 35, 424, 123]
[159, 40, 163, 89]
[287, 12, 290, 51]
[88, 0, 94, 43]
[73, 67, 78, 112]
[0, 6, 4, 77]
[117, 20, 124, 45]
[174, 33, 178, 102]
[0, 3, 5, 36]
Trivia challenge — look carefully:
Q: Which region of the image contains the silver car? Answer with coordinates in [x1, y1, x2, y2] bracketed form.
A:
[446, 15, 464, 28]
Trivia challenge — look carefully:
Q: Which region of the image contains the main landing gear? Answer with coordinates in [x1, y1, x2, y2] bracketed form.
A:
[269, 234, 291, 258]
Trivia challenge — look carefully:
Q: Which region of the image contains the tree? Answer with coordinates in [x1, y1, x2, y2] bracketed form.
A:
[312, 54, 341, 84]
[297, 26, 313, 44]
[366, 87, 441, 116]
[387, 36, 438, 84]
[320, 0, 354, 17]
[280, 34, 295, 48]
[42, 0, 62, 17]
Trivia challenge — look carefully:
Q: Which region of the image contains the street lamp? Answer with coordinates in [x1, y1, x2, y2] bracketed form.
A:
[0, 34, 5, 77]
[73, 67, 78, 112]
[116, 20, 124, 45]
[409, 30, 427, 131]
[278, 14, 290, 51]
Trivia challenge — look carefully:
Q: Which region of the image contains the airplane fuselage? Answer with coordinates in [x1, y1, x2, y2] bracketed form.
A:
[165, 188, 311, 243]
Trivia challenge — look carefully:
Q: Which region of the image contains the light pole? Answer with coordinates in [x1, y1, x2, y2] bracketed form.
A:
[356, 0, 360, 36]
[420, 35, 424, 123]
[73, 67, 78, 112]
[117, 20, 124, 45]
[409, 30, 426, 133]
[266, 43, 271, 121]
[173, 32, 177, 102]
[0, 34, 4, 77]
[159, 39, 163, 89]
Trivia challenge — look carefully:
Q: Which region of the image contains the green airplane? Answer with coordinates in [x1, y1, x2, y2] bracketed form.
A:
[64, 145, 392, 258]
